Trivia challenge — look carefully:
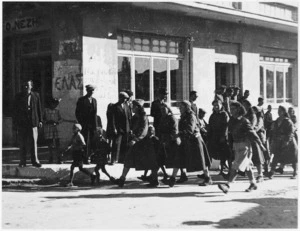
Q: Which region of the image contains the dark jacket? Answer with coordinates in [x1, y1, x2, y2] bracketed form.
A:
[176, 110, 211, 172]
[75, 95, 98, 130]
[14, 91, 42, 128]
[150, 99, 164, 130]
[112, 102, 131, 135]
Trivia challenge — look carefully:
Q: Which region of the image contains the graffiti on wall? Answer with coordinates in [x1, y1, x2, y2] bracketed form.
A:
[53, 60, 82, 92]
[4, 17, 40, 32]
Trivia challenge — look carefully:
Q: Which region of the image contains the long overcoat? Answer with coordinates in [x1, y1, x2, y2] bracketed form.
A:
[124, 112, 158, 170]
[271, 117, 298, 164]
[175, 110, 211, 172]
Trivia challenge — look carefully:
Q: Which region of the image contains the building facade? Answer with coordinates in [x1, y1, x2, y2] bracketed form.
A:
[3, 2, 298, 146]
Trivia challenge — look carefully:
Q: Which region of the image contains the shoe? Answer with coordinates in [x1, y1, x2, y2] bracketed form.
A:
[238, 171, 246, 177]
[267, 171, 275, 179]
[32, 162, 42, 168]
[221, 172, 229, 181]
[275, 168, 284, 174]
[66, 182, 74, 187]
[197, 174, 206, 179]
[176, 174, 188, 183]
[146, 178, 159, 188]
[114, 177, 125, 187]
[245, 183, 258, 192]
[109, 176, 116, 183]
[256, 176, 264, 183]
[161, 177, 169, 185]
[168, 176, 176, 187]
[291, 172, 297, 179]
[91, 175, 96, 185]
[218, 183, 230, 194]
[199, 176, 213, 186]
[18, 163, 26, 167]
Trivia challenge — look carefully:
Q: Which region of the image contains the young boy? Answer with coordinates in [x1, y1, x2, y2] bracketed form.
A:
[90, 127, 115, 185]
[64, 124, 95, 187]
[43, 97, 63, 164]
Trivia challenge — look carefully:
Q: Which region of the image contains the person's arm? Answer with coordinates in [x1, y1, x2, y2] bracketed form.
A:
[282, 119, 295, 145]
[36, 93, 43, 127]
[180, 114, 196, 136]
[75, 98, 82, 123]
[244, 118, 265, 150]
[132, 115, 148, 141]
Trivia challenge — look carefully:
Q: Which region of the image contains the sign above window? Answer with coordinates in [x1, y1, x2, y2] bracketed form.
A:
[117, 32, 184, 55]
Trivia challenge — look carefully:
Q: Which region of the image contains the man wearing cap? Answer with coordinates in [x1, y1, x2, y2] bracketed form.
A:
[13, 80, 43, 168]
[111, 91, 131, 163]
[150, 88, 168, 138]
[75, 84, 98, 164]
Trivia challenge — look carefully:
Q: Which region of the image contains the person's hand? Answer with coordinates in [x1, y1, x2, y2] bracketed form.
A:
[175, 137, 181, 146]
[39, 122, 43, 128]
[129, 140, 136, 147]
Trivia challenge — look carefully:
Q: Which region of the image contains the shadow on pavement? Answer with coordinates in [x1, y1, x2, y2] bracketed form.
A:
[182, 197, 297, 229]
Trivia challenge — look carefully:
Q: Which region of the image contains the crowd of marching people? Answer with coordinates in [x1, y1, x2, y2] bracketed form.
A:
[14, 80, 298, 192]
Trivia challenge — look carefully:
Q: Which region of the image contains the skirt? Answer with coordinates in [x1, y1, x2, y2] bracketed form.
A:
[231, 141, 253, 172]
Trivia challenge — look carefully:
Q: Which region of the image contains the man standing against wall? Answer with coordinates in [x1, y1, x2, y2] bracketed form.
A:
[75, 84, 98, 164]
[14, 80, 43, 167]
[111, 92, 131, 164]
[150, 88, 168, 138]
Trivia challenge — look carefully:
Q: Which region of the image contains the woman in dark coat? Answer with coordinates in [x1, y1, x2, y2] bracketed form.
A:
[158, 104, 180, 169]
[113, 99, 159, 187]
[165, 101, 212, 187]
[268, 106, 298, 179]
[207, 99, 231, 175]
[218, 101, 266, 194]
[243, 101, 265, 181]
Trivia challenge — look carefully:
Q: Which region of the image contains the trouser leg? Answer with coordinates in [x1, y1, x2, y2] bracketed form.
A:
[18, 127, 27, 165]
[30, 127, 39, 164]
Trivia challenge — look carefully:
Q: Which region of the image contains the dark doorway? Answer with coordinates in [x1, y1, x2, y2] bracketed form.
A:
[21, 56, 52, 110]
[215, 63, 239, 89]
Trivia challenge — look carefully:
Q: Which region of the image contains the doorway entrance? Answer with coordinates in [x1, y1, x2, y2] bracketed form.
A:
[21, 56, 52, 110]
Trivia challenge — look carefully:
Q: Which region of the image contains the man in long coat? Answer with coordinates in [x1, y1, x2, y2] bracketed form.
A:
[75, 84, 98, 164]
[111, 92, 131, 163]
[14, 80, 43, 167]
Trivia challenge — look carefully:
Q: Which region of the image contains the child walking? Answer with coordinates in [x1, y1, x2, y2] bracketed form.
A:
[91, 127, 115, 185]
[64, 124, 95, 187]
[43, 97, 63, 164]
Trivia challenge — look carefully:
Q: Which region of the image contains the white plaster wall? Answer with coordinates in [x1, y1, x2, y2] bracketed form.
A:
[82, 37, 119, 129]
[192, 48, 216, 120]
[242, 52, 260, 105]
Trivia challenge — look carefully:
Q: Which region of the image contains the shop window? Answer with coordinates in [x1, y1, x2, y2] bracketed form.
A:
[118, 33, 186, 108]
[260, 56, 293, 104]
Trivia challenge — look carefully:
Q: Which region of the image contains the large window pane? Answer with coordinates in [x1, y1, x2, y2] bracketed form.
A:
[286, 67, 293, 100]
[266, 66, 274, 102]
[260, 66, 264, 97]
[153, 59, 167, 100]
[276, 66, 284, 103]
[118, 56, 131, 92]
[135, 57, 150, 102]
[170, 60, 183, 106]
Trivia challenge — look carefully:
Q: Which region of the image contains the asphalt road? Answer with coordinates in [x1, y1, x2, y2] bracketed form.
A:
[2, 170, 298, 229]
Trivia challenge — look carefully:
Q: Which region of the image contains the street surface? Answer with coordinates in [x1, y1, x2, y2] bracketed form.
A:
[2, 170, 298, 229]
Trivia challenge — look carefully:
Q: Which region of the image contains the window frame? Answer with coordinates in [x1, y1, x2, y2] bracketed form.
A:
[118, 49, 183, 106]
[260, 60, 293, 104]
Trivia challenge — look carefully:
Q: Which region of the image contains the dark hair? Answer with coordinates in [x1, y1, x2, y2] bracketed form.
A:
[189, 91, 197, 97]
[198, 108, 206, 115]
[230, 101, 246, 116]
[212, 99, 222, 106]
[258, 97, 264, 101]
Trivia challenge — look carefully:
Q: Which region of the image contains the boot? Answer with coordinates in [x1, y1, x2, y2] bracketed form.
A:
[256, 175, 264, 183]
[176, 173, 188, 183]
[291, 172, 297, 179]
[199, 176, 213, 186]
[114, 177, 125, 187]
[245, 183, 258, 192]
[146, 176, 159, 188]
[267, 170, 275, 179]
[168, 176, 176, 187]
[218, 183, 230, 194]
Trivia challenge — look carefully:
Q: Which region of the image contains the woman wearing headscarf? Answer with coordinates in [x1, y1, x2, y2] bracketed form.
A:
[165, 100, 212, 187]
[218, 101, 266, 194]
[268, 106, 298, 179]
[113, 99, 159, 187]
[207, 99, 231, 175]
[218, 101, 264, 193]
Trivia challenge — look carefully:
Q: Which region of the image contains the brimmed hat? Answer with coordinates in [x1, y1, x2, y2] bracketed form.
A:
[132, 99, 144, 107]
[158, 88, 168, 95]
[86, 84, 96, 91]
[119, 91, 129, 99]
